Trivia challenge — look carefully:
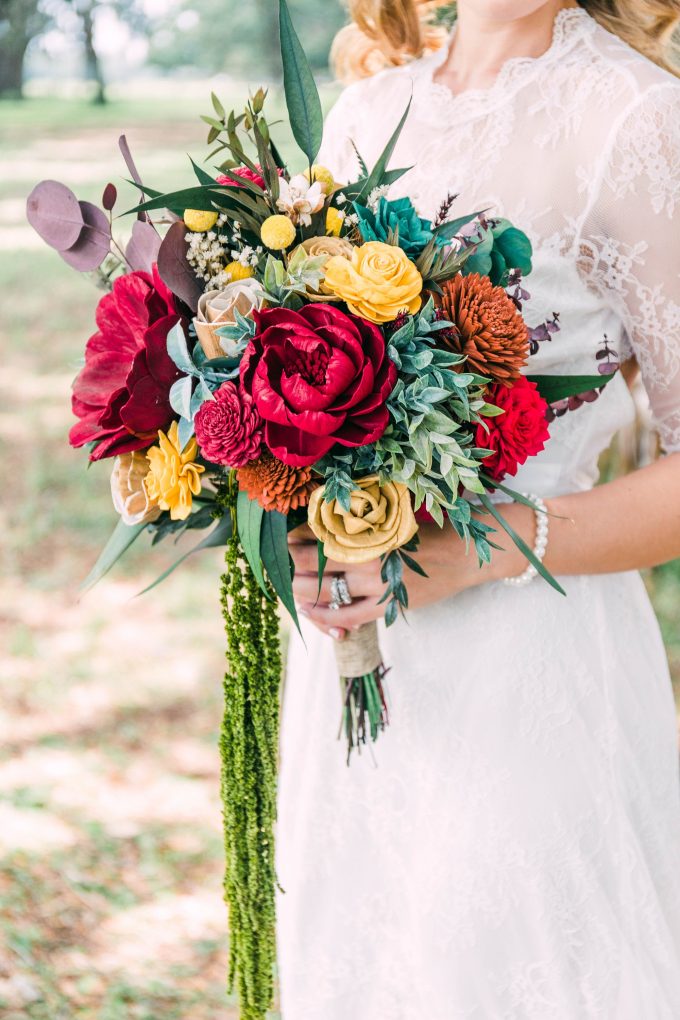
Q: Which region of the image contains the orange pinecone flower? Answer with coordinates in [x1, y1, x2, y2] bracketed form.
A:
[436, 273, 529, 382]
[237, 452, 317, 514]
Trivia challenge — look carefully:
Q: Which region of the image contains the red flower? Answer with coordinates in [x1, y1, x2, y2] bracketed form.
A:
[69, 266, 182, 461]
[476, 377, 550, 480]
[216, 165, 282, 191]
[194, 381, 263, 467]
[241, 304, 397, 467]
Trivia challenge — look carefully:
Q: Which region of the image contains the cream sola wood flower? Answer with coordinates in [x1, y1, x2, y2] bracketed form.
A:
[275, 173, 325, 227]
[110, 451, 162, 526]
[193, 278, 265, 359]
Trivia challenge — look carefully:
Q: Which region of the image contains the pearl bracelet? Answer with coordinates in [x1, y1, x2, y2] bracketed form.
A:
[503, 493, 549, 587]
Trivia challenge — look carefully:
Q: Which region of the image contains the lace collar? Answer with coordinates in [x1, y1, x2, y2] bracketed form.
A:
[411, 7, 596, 123]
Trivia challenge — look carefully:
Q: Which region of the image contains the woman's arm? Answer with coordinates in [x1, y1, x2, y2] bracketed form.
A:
[292, 450, 680, 636]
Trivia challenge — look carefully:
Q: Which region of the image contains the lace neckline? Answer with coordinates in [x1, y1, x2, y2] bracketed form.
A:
[416, 7, 595, 121]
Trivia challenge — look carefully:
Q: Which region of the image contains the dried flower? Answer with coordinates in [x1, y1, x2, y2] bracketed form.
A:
[435, 272, 529, 382]
[184, 209, 218, 232]
[237, 451, 317, 513]
[193, 279, 265, 359]
[261, 214, 296, 251]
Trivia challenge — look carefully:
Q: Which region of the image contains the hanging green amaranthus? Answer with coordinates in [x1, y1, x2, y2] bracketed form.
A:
[218, 474, 282, 1020]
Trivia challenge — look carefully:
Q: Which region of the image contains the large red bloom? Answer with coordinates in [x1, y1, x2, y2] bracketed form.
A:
[241, 303, 397, 466]
[69, 265, 182, 461]
[476, 377, 550, 480]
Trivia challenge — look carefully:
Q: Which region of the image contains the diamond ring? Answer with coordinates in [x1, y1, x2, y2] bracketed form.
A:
[329, 574, 353, 611]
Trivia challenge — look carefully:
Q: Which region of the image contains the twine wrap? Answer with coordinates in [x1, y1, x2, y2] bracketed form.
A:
[333, 620, 383, 677]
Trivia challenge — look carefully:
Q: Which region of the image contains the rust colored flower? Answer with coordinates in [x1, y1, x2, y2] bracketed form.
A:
[435, 273, 529, 383]
[237, 452, 317, 514]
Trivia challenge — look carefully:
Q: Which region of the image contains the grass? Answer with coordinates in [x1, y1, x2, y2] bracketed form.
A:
[0, 93, 678, 1018]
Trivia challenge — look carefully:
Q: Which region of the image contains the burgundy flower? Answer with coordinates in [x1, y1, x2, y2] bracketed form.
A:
[69, 265, 182, 461]
[194, 381, 263, 467]
[240, 304, 397, 467]
[476, 377, 550, 481]
[216, 165, 282, 191]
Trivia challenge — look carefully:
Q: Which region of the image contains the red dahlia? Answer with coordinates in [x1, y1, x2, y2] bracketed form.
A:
[69, 265, 182, 461]
[194, 381, 263, 467]
[476, 377, 550, 481]
[240, 303, 397, 467]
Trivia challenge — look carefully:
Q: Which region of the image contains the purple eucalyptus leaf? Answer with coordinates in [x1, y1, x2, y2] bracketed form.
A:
[126, 219, 161, 273]
[102, 182, 117, 211]
[59, 201, 111, 271]
[26, 180, 84, 251]
[119, 134, 149, 221]
[157, 221, 203, 313]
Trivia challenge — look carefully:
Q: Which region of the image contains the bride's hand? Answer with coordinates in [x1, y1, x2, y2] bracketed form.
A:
[289, 514, 530, 639]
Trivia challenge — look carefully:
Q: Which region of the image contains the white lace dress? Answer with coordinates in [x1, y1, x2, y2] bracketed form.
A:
[276, 10, 680, 1018]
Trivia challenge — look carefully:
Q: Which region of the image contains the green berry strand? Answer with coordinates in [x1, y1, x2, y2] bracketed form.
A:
[218, 475, 282, 1020]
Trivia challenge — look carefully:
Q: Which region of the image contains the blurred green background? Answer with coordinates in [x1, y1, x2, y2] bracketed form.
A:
[0, 2, 678, 1016]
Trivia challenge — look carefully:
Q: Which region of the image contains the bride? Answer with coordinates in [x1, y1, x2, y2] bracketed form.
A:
[277, 1, 680, 1017]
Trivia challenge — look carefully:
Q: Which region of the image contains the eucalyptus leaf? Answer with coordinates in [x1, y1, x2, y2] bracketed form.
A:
[261, 509, 301, 633]
[278, 0, 323, 164]
[137, 515, 232, 596]
[80, 518, 145, 593]
[237, 490, 269, 598]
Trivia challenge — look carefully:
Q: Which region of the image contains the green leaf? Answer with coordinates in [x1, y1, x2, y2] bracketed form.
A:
[477, 493, 565, 596]
[357, 98, 412, 202]
[190, 156, 217, 187]
[236, 490, 269, 598]
[137, 515, 231, 596]
[278, 0, 323, 164]
[527, 373, 616, 404]
[80, 518, 145, 593]
[261, 509, 301, 633]
[316, 541, 327, 604]
[433, 208, 488, 240]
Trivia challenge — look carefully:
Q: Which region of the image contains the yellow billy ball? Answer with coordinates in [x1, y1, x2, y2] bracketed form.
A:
[261, 215, 296, 251]
[305, 164, 335, 194]
[225, 260, 254, 281]
[326, 207, 344, 237]
[183, 209, 218, 232]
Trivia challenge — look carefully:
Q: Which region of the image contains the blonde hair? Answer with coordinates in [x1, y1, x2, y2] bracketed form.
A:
[332, 0, 680, 81]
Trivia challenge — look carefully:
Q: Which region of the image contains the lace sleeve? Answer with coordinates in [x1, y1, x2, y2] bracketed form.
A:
[318, 84, 363, 185]
[579, 82, 680, 453]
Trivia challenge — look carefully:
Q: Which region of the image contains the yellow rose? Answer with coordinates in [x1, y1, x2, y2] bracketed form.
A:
[307, 474, 418, 564]
[225, 260, 254, 282]
[184, 209, 218, 232]
[111, 451, 161, 526]
[144, 422, 205, 521]
[261, 214, 296, 250]
[325, 207, 344, 237]
[323, 241, 422, 324]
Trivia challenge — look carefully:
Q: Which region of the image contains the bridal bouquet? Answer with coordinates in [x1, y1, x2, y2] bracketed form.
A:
[26, 3, 615, 1016]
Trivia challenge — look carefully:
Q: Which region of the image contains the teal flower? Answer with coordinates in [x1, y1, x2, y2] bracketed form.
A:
[354, 197, 445, 258]
[462, 218, 533, 287]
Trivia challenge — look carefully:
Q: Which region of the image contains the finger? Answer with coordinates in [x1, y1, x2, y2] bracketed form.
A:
[289, 542, 322, 574]
[298, 597, 383, 631]
[298, 609, 348, 641]
[293, 571, 376, 605]
[288, 523, 315, 544]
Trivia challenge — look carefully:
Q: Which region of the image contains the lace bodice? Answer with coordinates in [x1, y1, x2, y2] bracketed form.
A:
[318, 7, 680, 467]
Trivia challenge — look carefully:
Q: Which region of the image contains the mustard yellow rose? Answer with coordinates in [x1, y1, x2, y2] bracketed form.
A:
[307, 474, 418, 564]
[322, 241, 423, 324]
[144, 422, 205, 521]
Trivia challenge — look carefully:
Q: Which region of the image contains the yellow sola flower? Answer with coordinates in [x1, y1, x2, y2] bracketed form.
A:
[305, 164, 335, 194]
[323, 240, 423, 324]
[144, 422, 205, 521]
[225, 260, 254, 281]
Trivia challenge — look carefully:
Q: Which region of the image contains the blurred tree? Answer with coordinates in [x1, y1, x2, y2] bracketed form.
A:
[0, 0, 47, 97]
[149, 0, 346, 78]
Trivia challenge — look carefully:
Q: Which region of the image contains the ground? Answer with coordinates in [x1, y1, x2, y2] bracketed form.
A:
[0, 93, 678, 1020]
